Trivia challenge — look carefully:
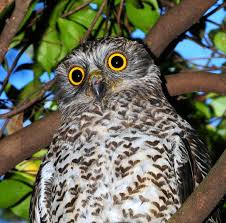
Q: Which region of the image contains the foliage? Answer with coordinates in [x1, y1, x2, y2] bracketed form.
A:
[0, 0, 225, 221]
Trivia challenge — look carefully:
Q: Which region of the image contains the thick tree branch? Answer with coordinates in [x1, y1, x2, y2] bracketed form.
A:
[0, 0, 32, 63]
[145, 0, 217, 57]
[0, 111, 60, 176]
[166, 72, 226, 96]
[167, 149, 226, 223]
[0, 71, 226, 175]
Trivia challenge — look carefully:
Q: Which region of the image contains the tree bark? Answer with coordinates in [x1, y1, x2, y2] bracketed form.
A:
[145, 0, 217, 57]
[0, 0, 32, 63]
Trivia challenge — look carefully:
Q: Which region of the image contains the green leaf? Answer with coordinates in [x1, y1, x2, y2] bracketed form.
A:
[58, 18, 85, 54]
[68, 8, 97, 28]
[0, 180, 32, 208]
[126, 0, 160, 32]
[15, 160, 41, 175]
[49, 0, 68, 27]
[195, 101, 211, 119]
[19, 78, 42, 101]
[128, 0, 143, 8]
[32, 63, 45, 79]
[32, 149, 48, 158]
[213, 31, 226, 53]
[9, 32, 25, 48]
[10, 171, 36, 185]
[210, 96, 226, 117]
[36, 27, 61, 72]
[11, 195, 31, 221]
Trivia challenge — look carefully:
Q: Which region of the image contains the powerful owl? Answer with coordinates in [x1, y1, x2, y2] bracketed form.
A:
[30, 37, 221, 223]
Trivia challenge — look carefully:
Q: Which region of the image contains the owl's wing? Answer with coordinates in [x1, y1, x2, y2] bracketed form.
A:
[174, 132, 222, 223]
[30, 158, 55, 223]
[172, 134, 195, 203]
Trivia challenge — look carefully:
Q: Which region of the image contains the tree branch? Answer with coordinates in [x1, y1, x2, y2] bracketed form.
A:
[0, 71, 226, 175]
[81, 0, 107, 43]
[145, 0, 217, 57]
[167, 149, 226, 223]
[166, 72, 226, 96]
[0, 0, 32, 63]
[0, 111, 60, 176]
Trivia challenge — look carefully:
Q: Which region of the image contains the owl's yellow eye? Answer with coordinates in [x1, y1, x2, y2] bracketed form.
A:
[68, 67, 85, 86]
[107, 52, 127, 71]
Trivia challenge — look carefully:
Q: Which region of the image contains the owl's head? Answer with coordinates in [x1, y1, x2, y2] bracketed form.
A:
[56, 37, 161, 114]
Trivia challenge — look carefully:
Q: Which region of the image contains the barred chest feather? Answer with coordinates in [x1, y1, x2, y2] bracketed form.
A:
[34, 90, 194, 223]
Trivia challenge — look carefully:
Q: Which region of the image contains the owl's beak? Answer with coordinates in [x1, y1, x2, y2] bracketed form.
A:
[89, 70, 106, 100]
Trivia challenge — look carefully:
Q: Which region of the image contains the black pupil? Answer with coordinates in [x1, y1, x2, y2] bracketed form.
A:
[111, 56, 124, 68]
[72, 69, 83, 83]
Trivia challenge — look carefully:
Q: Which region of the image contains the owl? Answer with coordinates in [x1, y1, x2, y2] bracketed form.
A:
[30, 37, 221, 223]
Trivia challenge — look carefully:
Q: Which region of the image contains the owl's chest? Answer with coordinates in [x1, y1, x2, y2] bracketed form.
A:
[50, 112, 181, 222]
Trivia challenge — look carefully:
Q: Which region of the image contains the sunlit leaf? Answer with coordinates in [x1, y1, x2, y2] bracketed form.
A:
[36, 27, 61, 72]
[195, 101, 211, 119]
[11, 195, 31, 221]
[68, 8, 97, 28]
[49, 0, 68, 27]
[58, 18, 85, 54]
[126, 0, 160, 32]
[7, 113, 24, 135]
[0, 180, 32, 208]
[16, 160, 41, 175]
[32, 149, 48, 158]
[213, 31, 226, 53]
[10, 171, 36, 185]
[9, 32, 26, 49]
[210, 96, 226, 117]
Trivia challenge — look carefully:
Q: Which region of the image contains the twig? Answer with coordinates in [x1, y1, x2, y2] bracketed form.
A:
[203, 2, 226, 19]
[0, 44, 29, 96]
[0, 0, 32, 64]
[0, 79, 56, 119]
[186, 35, 226, 58]
[206, 18, 223, 27]
[116, 0, 124, 35]
[82, 0, 107, 43]
[167, 149, 226, 223]
[62, 0, 93, 18]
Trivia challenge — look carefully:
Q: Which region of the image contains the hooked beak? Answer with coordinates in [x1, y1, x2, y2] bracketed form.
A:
[89, 70, 106, 100]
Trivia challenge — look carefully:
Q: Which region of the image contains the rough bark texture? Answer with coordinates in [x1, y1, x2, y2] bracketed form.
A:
[0, 112, 60, 175]
[168, 149, 226, 223]
[145, 0, 217, 57]
[166, 72, 226, 96]
[0, 0, 32, 63]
